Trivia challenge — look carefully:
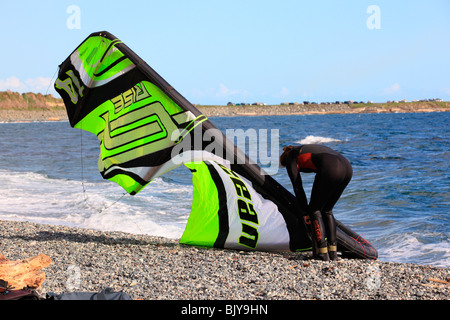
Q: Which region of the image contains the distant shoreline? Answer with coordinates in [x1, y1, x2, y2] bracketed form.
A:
[1, 90, 449, 122]
[0, 102, 448, 123]
[198, 101, 449, 118]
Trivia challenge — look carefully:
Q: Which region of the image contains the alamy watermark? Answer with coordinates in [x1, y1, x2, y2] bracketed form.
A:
[366, 5, 381, 30]
[170, 126, 281, 175]
[65, 264, 81, 291]
[66, 5, 81, 30]
[364, 264, 382, 290]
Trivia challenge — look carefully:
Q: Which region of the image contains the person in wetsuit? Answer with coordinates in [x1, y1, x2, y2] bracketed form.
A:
[279, 144, 353, 261]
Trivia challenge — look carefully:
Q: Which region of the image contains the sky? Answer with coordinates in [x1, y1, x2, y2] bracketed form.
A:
[0, 0, 449, 105]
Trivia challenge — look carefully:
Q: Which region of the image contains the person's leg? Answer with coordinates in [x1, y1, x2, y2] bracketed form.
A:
[308, 154, 352, 260]
[308, 209, 329, 261]
[320, 156, 353, 260]
[322, 212, 337, 260]
[308, 171, 334, 261]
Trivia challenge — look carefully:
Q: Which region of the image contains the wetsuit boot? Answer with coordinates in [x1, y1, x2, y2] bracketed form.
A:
[309, 210, 329, 261]
[323, 211, 338, 260]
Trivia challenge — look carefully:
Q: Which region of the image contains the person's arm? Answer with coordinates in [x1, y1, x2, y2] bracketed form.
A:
[285, 150, 308, 214]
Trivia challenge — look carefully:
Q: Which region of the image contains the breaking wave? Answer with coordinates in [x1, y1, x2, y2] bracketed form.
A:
[297, 135, 344, 145]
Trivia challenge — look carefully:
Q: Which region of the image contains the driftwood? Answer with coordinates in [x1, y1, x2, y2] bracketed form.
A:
[428, 278, 450, 285]
[0, 253, 52, 289]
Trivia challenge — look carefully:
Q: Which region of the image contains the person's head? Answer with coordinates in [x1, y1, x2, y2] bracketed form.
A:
[279, 145, 294, 167]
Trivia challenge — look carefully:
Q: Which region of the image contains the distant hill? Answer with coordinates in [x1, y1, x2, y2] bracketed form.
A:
[0, 90, 448, 123]
[0, 90, 64, 110]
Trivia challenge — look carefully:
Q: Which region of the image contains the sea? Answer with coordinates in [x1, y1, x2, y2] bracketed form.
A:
[0, 111, 448, 268]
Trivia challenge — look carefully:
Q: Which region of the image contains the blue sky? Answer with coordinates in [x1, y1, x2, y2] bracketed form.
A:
[1, 0, 449, 104]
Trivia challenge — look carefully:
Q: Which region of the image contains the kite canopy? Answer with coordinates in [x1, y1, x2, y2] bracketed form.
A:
[55, 31, 377, 258]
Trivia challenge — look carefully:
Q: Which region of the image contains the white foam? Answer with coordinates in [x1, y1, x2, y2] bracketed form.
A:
[0, 170, 192, 239]
[297, 135, 343, 145]
[380, 233, 450, 267]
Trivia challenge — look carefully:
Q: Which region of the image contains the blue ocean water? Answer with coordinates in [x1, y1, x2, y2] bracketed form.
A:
[0, 112, 448, 267]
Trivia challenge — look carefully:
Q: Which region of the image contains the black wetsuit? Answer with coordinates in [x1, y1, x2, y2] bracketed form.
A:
[284, 144, 353, 260]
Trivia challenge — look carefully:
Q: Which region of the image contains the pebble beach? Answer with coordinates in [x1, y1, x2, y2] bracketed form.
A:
[0, 219, 448, 301]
